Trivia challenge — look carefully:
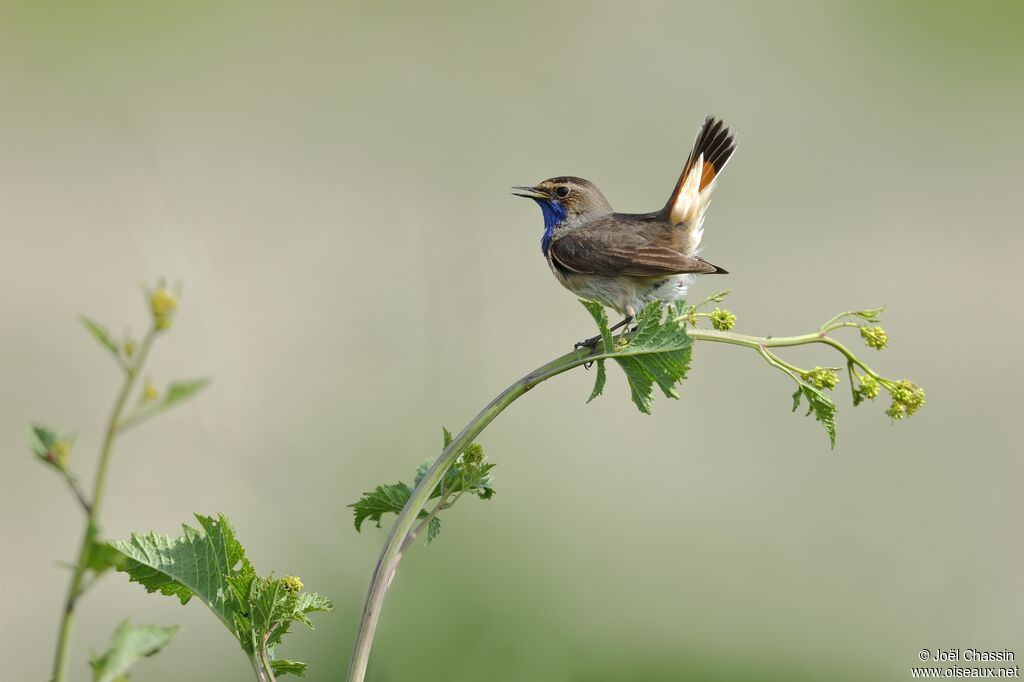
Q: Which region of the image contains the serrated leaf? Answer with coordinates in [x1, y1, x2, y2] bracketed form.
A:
[86, 542, 127, 575]
[90, 619, 180, 682]
[80, 316, 120, 357]
[595, 301, 693, 414]
[791, 384, 838, 448]
[350, 483, 412, 531]
[113, 513, 250, 627]
[294, 591, 333, 620]
[580, 299, 614, 352]
[587, 360, 607, 403]
[270, 659, 308, 677]
[442, 426, 452, 448]
[114, 513, 331, 676]
[163, 378, 211, 407]
[426, 517, 441, 545]
[353, 438, 496, 549]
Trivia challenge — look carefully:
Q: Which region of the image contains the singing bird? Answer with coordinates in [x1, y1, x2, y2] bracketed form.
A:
[515, 115, 736, 346]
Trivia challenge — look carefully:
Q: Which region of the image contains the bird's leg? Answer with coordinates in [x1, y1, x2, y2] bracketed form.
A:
[610, 314, 635, 337]
[574, 314, 635, 350]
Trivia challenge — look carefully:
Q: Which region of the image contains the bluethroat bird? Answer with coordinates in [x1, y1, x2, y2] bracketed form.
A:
[514, 115, 736, 348]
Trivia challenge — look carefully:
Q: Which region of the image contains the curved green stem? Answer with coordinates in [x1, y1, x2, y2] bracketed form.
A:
[346, 310, 888, 681]
[345, 345, 599, 682]
[51, 328, 157, 682]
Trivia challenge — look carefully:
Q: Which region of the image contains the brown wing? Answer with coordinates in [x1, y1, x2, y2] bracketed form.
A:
[549, 220, 726, 277]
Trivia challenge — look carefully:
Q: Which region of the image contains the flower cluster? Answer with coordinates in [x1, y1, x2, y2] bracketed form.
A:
[886, 379, 925, 420]
[282, 575, 304, 593]
[856, 375, 881, 401]
[460, 443, 484, 469]
[860, 325, 888, 350]
[803, 366, 839, 390]
[709, 308, 736, 331]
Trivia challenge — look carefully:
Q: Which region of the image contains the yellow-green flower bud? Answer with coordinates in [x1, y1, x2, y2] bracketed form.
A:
[143, 382, 159, 403]
[461, 443, 484, 468]
[860, 325, 888, 350]
[150, 287, 179, 331]
[123, 339, 136, 358]
[803, 366, 839, 390]
[53, 440, 70, 470]
[884, 379, 925, 420]
[282, 575, 303, 593]
[891, 379, 925, 416]
[709, 308, 736, 331]
[857, 375, 881, 400]
[885, 402, 907, 420]
[150, 288, 178, 317]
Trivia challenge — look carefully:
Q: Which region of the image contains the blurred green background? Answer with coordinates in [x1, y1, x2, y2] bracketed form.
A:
[2, 2, 1022, 681]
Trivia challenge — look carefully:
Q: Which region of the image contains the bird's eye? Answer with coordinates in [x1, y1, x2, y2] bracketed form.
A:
[555, 186, 570, 199]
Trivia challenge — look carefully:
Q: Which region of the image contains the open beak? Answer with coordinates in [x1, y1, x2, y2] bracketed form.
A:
[511, 185, 549, 200]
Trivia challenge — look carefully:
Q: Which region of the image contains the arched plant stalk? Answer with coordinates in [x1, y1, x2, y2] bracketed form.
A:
[346, 295, 924, 681]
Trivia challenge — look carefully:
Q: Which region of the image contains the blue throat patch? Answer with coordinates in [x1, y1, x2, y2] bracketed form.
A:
[535, 199, 568, 255]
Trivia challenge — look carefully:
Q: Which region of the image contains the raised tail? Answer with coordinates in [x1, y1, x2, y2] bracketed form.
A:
[662, 115, 737, 231]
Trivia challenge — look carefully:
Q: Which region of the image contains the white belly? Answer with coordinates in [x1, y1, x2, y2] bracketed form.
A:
[552, 266, 695, 316]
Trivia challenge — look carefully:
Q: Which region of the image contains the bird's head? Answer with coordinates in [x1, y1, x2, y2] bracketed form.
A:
[513, 177, 613, 254]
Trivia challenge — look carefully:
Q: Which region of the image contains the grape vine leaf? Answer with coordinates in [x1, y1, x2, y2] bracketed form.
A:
[90, 620, 180, 682]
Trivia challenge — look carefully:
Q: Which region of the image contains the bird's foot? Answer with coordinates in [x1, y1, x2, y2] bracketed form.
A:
[574, 334, 601, 351]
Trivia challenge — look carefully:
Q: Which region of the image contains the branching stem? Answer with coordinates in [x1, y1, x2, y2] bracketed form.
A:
[50, 328, 157, 682]
[346, 310, 892, 681]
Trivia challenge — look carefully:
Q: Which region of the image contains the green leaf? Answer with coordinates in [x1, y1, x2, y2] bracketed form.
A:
[113, 513, 331, 677]
[28, 424, 72, 471]
[350, 483, 412, 531]
[270, 659, 308, 677]
[587, 360, 607, 403]
[118, 378, 211, 430]
[851, 306, 885, 323]
[90, 619, 180, 682]
[704, 290, 731, 304]
[584, 301, 693, 415]
[163, 378, 211, 407]
[113, 513, 250, 623]
[352, 434, 497, 546]
[426, 517, 441, 545]
[86, 542, 127, 575]
[791, 384, 838, 448]
[80, 316, 120, 357]
[580, 299, 614, 352]
[29, 424, 58, 455]
[579, 300, 613, 404]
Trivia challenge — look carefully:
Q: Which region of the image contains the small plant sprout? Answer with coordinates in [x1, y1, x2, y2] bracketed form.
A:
[40, 282, 210, 682]
[113, 514, 332, 680]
